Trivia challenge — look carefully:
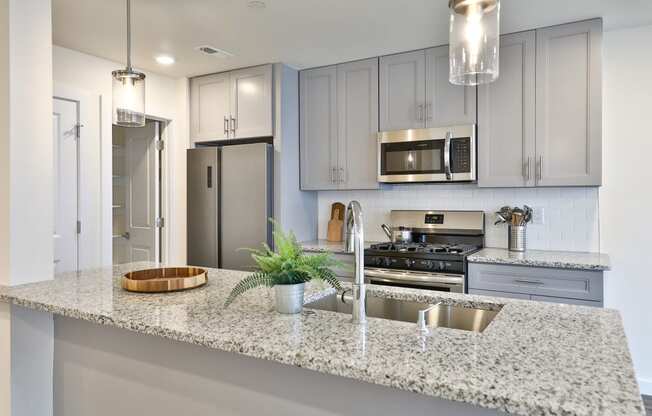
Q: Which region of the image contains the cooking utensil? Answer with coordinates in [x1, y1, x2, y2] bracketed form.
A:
[327, 202, 345, 242]
[381, 224, 413, 243]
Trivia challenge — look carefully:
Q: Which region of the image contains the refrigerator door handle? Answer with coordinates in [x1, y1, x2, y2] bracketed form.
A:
[207, 166, 213, 188]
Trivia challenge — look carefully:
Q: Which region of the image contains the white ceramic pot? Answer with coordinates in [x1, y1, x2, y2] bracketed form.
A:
[274, 283, 305, 314]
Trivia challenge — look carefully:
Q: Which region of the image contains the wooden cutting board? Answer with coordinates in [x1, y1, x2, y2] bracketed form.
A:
[327, 202, 345, 242]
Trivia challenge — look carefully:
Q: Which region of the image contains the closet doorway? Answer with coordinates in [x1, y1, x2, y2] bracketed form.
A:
[112, 120, 164, 264]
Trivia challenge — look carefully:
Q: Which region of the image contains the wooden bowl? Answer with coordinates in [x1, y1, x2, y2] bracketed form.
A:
[121, 267, 207, 293]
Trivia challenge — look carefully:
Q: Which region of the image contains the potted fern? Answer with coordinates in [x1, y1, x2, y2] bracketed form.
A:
[224, 224, 344, 314]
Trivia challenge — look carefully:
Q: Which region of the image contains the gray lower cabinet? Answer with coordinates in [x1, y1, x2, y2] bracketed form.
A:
[468, 263, 603, 307]
[300, 58, 379, 190]
[478, 19, 602, 188]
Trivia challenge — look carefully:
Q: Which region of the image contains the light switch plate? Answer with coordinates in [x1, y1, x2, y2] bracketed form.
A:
[532, 207, 545, 225]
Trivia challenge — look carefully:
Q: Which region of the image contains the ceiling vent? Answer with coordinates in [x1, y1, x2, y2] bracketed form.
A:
[194, 45, 234, 58]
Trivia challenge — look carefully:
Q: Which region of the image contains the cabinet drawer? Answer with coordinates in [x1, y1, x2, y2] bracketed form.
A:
[531, 295, 602, 308]
[468, 289, 530, 300]
[468, 263, 603, 301]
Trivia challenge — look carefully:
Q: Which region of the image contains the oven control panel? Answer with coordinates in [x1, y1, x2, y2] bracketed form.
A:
[364, 256, 464, 274]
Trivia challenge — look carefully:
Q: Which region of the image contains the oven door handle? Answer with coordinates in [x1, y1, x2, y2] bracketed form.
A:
[364, 268, 463, 285]
[444, 131, 452, 181]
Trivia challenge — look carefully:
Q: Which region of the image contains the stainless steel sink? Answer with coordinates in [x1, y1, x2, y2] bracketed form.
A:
[305, 293, 500, 333]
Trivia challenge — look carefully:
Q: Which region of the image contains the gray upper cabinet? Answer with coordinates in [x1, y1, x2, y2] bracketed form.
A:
[477, 19, 602, 188]
[379, 51, 426, 131]
[300, 66, 339, 190]
[190, 72, 231, 142]
[300, 59, 380, 191]
[535, 19, 602, 186]
[425, 45, 476, 127]
[478, 31, 536, 188]
[337, 58, 379, 190]
[190, 64, 273, 145]
[230, 65, 273, 139]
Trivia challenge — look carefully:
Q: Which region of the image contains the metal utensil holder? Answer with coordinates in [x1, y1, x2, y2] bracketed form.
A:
[508, 225, 527, 252]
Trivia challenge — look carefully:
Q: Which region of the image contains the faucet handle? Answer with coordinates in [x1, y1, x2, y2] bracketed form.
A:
[417, 303, 441, 333]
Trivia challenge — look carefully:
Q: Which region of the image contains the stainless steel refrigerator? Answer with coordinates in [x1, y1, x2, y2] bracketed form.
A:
[187, 143, 273, 271]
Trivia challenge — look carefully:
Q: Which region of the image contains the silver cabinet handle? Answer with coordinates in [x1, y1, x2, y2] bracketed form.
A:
[426, 102, 432, 122]
[444, 131, 452, 181]
[223, 116, 229, 136]
[417, 104, 423, 122]
[230, 116, 236, 136]
[331, 167, 337, 184]
[524, 157, 531, 181]
[122, 232, 131, 240]
[514, 279, 544, 286]
[339, 168, 345, 184]
[537, 155, 543, 182]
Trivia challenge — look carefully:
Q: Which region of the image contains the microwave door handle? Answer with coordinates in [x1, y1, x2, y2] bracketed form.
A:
[444, 132, 452, 180]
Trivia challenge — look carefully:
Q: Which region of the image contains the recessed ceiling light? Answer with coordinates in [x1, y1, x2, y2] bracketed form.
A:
[248, 0, 266, 9]
[155, 55, 175, 65]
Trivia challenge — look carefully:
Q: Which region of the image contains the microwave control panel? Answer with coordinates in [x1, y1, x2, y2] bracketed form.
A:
[451, 138, 471, 173]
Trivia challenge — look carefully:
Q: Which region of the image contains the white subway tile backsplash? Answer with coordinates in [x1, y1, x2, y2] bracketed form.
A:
[317, 186, 600, 252]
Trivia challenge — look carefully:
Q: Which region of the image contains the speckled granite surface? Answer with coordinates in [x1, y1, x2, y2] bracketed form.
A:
[468, 248, 611, 271]
[0, 262, 642, 416]
[300, 239, 378, 254]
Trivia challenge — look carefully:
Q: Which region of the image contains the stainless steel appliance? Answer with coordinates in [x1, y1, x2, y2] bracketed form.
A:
[378, 125, 476, 183]
[364, 210, 485, 293]
[187, 143, 273, 271]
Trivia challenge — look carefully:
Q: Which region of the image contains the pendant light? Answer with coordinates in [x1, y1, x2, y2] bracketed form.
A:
[112, 0, 146, 127]
[449, 0, 500, 86]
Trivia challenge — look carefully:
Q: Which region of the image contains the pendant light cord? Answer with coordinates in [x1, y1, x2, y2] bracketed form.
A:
[126, 0, 132, 70]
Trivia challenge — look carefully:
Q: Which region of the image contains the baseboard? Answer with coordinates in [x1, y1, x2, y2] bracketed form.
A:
[639, 377, 652, 396]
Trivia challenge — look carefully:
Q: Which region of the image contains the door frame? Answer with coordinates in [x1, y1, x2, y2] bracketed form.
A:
[142, 115, 171, 265]
[53, 85, 101, 271]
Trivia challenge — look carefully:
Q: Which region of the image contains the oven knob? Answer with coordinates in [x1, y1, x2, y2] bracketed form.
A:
[403, 259, 414, 268]
[383, 257, 393, 267]
[438, 261, 445, 270]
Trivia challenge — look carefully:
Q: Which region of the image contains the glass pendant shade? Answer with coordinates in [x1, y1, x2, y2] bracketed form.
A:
[112, 69, 146, 127]
[112, 0, 146, 127]
[449, 0, 500, 86]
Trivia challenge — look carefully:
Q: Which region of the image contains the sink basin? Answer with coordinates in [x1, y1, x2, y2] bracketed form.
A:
[305, 293, 500, 333]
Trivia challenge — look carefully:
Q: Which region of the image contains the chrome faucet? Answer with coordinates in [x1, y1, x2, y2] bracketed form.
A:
[344, 201, 366, 324]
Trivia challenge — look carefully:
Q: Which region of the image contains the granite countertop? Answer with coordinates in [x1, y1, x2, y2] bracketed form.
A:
[468, 248, 611, 271]
[300, 239, 378, 254]
[0, 262, 642, 416]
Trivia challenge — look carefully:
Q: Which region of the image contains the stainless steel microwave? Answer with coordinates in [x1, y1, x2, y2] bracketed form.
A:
[377, 125, 477, 183]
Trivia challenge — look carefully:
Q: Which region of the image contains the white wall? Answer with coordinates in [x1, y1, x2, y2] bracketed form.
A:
[602, 24, 652, 395]
[52, 46, 189, 266]
[1, 1, 55, 415]
[319, 186, 600, 251]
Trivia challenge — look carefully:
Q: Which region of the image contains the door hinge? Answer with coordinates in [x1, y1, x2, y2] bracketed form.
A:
[155, 140, 165, 151]
[155, 217, 164, 228]
[76, 221, 82, 234]
[75, 123, 84, 139]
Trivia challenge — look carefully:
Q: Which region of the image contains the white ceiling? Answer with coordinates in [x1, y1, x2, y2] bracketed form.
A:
[53, 0, 652, 78]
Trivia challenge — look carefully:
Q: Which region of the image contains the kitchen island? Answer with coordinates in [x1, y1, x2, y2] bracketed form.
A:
[0, 262, 644, 416]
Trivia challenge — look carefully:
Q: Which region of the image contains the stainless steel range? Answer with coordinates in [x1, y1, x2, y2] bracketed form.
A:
[364, 210, 485, 293]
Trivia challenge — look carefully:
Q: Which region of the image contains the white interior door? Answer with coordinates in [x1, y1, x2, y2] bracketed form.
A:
[53, 98, 79, 273]
[122, 121, 158, 263]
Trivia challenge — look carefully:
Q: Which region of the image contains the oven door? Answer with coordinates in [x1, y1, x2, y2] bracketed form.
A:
[365, 268, 464, 293]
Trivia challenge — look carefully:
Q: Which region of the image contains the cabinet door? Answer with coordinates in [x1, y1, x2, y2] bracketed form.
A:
[337, 58, 379, 190]
[379, 50, 426, 131]
[535, 19, 602, 186]
[425, 45, 476, 127]
[478, 31, 536, 187]
[299, 66, 338, 190]
[190, 73, 230, 143]
[230, 64, 273, 139]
